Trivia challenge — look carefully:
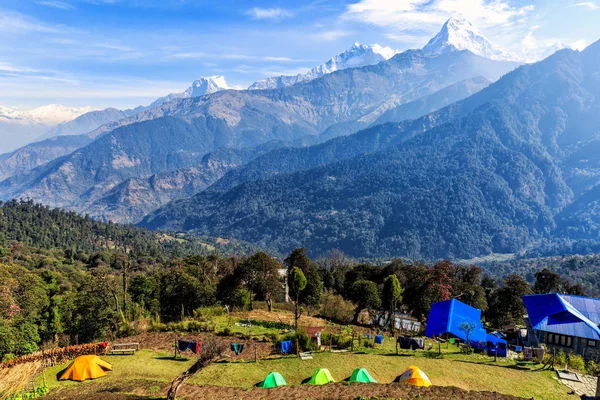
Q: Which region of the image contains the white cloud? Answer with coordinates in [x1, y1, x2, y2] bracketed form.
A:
[35, 1, 75, 10]
[311, 30, 354, 41]
[342, 0, 535, 37]
[570, 2, 599, 10]
[246, 7, 293, 20]
[0, 9, 62, 33]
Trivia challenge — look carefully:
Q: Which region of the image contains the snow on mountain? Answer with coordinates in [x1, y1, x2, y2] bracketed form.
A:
[149, 76, 230, 108]
[248, 43, 400, 90]
[539, 42, 578, 61]
[422, 17, 521, 62]
[0, 104, 94, 126]
[0, 104, 95, 153]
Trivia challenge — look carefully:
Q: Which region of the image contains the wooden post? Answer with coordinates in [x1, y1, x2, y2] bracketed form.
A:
[329, 334, 332, 352]
[351, 332, 355, 352]
[396, 336, 398, 355]
[494, 344, 498, 362]
[254, 346, 257, 363]
[174, 342, 178, 359]
[596, 376, 600, 398]
[438, 340, 441, 355]
[296, 338, 299, 358]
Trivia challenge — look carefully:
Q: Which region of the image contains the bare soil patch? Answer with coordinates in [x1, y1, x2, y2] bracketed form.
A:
[113, 332, 275, 361]
[44, 380, 527, 400]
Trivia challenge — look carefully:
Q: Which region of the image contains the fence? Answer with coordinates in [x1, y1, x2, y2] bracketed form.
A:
[0, 342, 108, 370]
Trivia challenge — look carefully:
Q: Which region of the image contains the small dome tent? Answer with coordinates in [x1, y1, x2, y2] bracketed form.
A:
[59, 355, 112, 382]
[397, 366, 432, 387]
[307, 368, 335, 385]
[349, 368, 377, 383]
[258, 371, 287, 388]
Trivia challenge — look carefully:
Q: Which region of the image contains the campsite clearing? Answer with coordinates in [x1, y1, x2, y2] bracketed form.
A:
[38, 344, 572, 400]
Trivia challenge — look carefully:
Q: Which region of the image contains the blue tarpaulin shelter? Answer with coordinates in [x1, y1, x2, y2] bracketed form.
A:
[425, 299, 487, 344]
[522, 294, 600, 340]
[486, 333, 507, 357]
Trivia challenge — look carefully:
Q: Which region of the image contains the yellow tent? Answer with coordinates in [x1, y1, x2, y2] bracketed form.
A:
[397, 365, 432, 387]
[59, 355, 112, 382]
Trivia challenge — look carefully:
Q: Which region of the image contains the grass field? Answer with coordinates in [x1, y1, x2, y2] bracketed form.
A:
[39, 341, 572, 400]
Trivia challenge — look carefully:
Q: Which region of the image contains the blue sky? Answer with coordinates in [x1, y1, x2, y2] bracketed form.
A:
[1, 0, 598, 110]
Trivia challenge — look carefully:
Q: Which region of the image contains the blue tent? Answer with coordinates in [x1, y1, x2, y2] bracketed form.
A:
[522, 294, 600, 340]
[425, 299, 487, 344]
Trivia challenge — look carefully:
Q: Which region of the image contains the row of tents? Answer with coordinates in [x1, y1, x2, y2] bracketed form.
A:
[258, 366, 432, 388]
[58, 356, 432, 388]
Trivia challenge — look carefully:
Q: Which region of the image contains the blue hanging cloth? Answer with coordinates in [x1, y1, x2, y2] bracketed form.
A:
[375, 335, 383, 344]
[280, 340, 292, 353]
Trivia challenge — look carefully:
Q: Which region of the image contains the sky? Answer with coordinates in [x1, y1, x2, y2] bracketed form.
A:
[0, 0, 598, 110]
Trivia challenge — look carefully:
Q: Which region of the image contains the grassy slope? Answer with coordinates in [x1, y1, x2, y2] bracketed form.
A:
[41, 341, 571, 400]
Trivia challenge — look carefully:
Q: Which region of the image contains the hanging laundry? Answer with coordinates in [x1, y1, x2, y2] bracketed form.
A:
[374, 335, 383, 344]
[177, 340, 201, 354]
[231, 343, 245, 355]
[280, 340, 292, 353]
[410, 337, 425, 350]
[398, 336, 411, 349]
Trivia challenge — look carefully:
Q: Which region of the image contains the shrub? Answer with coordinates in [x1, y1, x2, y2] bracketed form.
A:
[555, 349, 567, 367]
[282, 331, 315, 352]
[568, 353, 585, 371]
[319, 291, 355, 324]
[193, 306, 224, 319]
[219, 327, 233, 337]
[587, 360, 600, 375]
[363, 340, 374, 348]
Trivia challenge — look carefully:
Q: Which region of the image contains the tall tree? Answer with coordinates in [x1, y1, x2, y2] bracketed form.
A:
[347, 280, 381, 324]
[285, 248, 322, 310]
[488, 274, 532, 328]
[287, 266, 307, 329]
[382, 274, 403, 332]
[239, 252, 282, 311]
[534, 268, 562, 294]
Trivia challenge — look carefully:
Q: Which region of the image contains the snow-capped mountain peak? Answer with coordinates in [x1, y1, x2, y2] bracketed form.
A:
[249, 43, 399, 90]
[0, 104, 95, 126]
[422, 17, 520, 62]
[149, 75, 230, 109]
[185, 75, 230, 97]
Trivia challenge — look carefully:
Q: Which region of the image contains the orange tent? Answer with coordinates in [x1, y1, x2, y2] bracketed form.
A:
[59, 355, 112, 382]
[397, 365, 432, 387]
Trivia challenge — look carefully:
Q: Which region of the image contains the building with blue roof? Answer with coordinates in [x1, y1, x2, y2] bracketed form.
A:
[522, 294, 600, 359]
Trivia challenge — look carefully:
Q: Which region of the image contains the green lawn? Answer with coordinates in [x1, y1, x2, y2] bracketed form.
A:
[40, 343, 571, 400]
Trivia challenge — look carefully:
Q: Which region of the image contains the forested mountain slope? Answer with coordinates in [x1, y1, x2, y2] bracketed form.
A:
[142, 43, 600, 260]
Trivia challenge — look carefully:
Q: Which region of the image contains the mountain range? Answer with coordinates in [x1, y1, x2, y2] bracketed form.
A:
[2, 17, 597, 261]
[141, 42, 600, 259]
[0, 104, 95, 153]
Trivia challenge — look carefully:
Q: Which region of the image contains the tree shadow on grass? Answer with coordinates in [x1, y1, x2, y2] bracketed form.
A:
[154, 356, 190, 362]
[382, 353, 413, 357]
[453, 359, 539, 371]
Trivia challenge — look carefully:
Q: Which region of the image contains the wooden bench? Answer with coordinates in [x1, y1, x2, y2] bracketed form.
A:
[109, 343, 139, 355]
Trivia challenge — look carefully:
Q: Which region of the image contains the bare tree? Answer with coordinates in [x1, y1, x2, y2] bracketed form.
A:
[167, 340, 226, 400]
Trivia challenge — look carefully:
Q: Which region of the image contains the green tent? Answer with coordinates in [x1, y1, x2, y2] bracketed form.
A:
[258, 371, 287, 388]
[308, 368, 335, 385]
[349, 368, 377, 383]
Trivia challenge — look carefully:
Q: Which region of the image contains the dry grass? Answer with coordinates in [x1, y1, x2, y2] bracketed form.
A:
[0, 360, 43, 398]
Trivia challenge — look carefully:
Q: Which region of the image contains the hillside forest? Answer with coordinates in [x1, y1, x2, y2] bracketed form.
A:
[0, 200, 595, 362]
